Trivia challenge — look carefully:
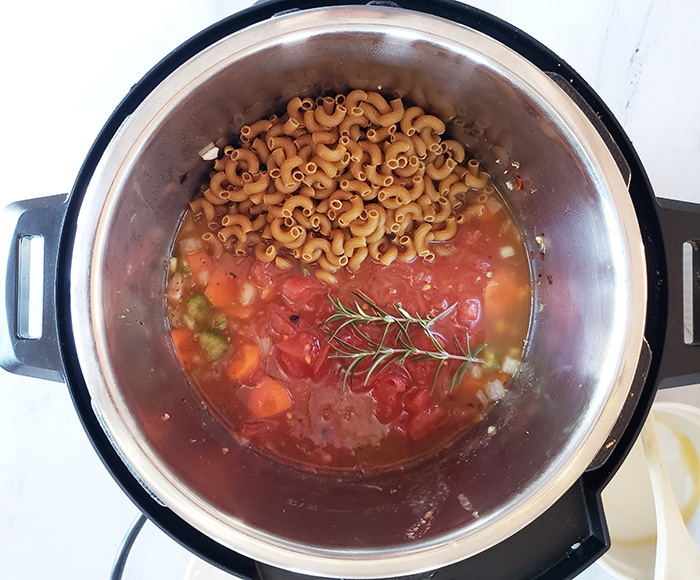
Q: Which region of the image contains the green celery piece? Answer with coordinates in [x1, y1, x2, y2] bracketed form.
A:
[198, 330, 229, 361]
[187, 294, 212, 322]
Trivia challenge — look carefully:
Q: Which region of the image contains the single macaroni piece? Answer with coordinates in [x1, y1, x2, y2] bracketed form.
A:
[186, 90, 496, 273]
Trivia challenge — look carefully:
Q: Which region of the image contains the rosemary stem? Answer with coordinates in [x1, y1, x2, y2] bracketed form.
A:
[322, 292, 486, 392]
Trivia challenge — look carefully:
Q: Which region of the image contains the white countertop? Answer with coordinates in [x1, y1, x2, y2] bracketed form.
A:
[1, 1, 699, 579]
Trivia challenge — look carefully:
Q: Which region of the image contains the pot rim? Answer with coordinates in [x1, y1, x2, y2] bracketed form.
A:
[68, 6, 647, 577]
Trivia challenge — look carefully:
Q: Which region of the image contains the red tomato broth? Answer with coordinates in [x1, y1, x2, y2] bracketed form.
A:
[166, 198, 531, 473]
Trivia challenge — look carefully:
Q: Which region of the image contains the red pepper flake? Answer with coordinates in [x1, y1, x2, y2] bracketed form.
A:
[515, 175, 523, 191]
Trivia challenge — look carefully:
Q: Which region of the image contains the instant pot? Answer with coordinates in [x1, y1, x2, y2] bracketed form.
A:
[2, 1, 699, 578]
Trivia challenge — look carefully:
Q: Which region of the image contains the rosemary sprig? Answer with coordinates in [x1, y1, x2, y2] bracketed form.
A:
[322, 292, 486, 392]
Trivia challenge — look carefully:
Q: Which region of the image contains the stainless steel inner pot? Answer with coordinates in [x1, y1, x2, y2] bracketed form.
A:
[68, 6, 646, 578]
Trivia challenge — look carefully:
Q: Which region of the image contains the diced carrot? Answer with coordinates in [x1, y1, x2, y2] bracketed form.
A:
[260, 284, 278, 301]
[227, 344, 260, 380]
[232, 305, 255, 319]
[248, 377, 292, 418]
[484, 272, 525, 313]
[458, 376, 483, 397]
[171, 328, 200, 369]
[205, 255, 240, 311]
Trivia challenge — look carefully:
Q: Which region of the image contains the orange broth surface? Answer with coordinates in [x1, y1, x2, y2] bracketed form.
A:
[166, 199, 531, 472]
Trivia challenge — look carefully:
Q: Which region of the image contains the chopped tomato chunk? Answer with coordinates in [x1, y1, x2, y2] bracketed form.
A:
[404, 388, 432, 415]
[457, 299, 481, 327]
[250, 261, 274, 288]
[407, 405, 446, 440]
[371, 371, 408, 424]
[280, 276, 327, 312]
[276, 332, 327, 378]
[269, 305, 298, 337]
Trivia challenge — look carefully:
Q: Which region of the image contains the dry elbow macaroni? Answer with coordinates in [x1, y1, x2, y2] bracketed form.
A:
[187, 91, 494, 280]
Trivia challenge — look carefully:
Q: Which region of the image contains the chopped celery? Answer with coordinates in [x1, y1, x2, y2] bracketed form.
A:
[482, 349, 500, 369]
[213, 313, 228, 329]
[198, 330, 229, 361]
[187, 294, 212, 322]
[179, 257, 192, 273]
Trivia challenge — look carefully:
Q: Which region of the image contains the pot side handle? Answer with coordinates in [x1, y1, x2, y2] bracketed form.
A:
[0, 194, 69, 382]
[655, 197, 700, 389]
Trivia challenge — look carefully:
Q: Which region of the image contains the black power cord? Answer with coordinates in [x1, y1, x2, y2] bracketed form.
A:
[111, 513, 148, 580]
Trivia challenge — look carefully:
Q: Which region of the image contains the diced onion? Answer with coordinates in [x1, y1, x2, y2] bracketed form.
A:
[199, 143, 220, 160]
[239, 282, 258, 307]
[499, 219, 513, 235]
[485, 198, 502, 214]
[180, 237, 203, 255]
[499, 245, 515, 258]
[501, 356, 520, 375]
[475, 389, 489, 407]
[166, 272, 184, 303]
[258, 337, 273, 357]
[485, 379, 506, 401]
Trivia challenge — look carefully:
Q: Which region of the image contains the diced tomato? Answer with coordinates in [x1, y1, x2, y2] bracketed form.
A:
[269, 304, 299, 337]
[456, 298, 481, 327]
[406, 405, 446, 440]
[373, 388, 404, 424]
[371, 371, 408, 424]
[248, 377, 293, 418]
[372, 371, 409, 394]
[280, 276, 327, 312]
[170, 328, 201, 369]
[276, 332, 327, 378]
[205, 255, 240, 314]
[187, 249, 214, 286]
[251, 261, 274, 288]
[404, 388, 432, 415]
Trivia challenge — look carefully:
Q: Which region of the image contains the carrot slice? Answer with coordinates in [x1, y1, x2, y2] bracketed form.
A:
[171, 328, 200, 369]
[205, 256, 239, 310]
[248, 378, 292, 418]
[227, 344, 260, 380]
[484, 271, 525, 313]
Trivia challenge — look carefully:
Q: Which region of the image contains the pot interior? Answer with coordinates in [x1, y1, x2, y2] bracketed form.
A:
[72, 6, 646, 576]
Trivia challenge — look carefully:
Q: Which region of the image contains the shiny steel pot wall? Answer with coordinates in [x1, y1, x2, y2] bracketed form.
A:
[67, 6, 645, 578]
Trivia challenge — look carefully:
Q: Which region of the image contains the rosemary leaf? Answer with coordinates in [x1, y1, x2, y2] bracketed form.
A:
[321, 293, 486, 393]
[433, 358, 447, 393]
